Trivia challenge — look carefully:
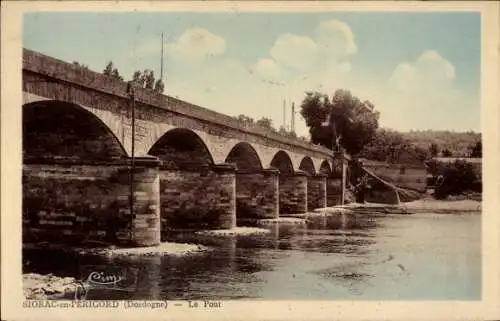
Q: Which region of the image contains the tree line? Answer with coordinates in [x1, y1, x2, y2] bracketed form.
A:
[103, 61, 165, 93]
[234, 114, 308, 141]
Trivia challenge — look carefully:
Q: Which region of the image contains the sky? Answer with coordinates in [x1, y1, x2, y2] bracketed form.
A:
[23, 12, 481, 137]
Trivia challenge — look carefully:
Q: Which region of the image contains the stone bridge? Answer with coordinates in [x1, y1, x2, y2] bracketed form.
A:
[22, 48, 345, 247]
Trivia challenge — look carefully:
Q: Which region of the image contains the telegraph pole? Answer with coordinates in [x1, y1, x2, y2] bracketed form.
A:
[282, 99, 286, 130]
[291, 102, 295, 133]
[160, 32, 164, 83]
[127, 82, 136, 226]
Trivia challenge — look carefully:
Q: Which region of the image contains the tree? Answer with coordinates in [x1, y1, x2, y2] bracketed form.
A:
[154, 79, 165, 93]
[434, 160, 480, 199]
[300, 89, 380, 155]
[442, 149, 453, 157]
[143, 70, 155, 89]
[103, 61, 113, 75]
[132, 70, 143, 86]
[111, 68, 123, 81]
[236, 114, 254, 125]
[469, 141, 482, 158]
[429, 143, 439, 158]
[278, 126, 288, 135]
[255, 117, 275, 131]
[72, 61, 89, 69]
[103, 61, 123, 81]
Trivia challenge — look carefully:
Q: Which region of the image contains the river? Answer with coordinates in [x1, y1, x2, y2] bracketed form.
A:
[23, 211, 481, 300]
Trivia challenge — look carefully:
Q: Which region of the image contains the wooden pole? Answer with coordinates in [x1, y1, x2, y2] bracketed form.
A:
[340, 152, 347, 205]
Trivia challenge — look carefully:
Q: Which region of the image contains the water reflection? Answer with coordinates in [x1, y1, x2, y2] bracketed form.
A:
[23, 212, 481, 300]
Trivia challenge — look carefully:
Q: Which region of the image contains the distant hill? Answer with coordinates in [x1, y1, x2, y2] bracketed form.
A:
[400, 130, 481, 158]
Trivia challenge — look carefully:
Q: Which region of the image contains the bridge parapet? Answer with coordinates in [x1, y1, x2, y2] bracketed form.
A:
[23, 48, 332, 158]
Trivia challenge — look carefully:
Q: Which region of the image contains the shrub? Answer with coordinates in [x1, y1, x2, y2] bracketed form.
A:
[434, 160, 480, 199]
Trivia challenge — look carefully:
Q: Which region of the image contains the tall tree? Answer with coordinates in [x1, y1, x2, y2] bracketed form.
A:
[300, 89, 380, 155]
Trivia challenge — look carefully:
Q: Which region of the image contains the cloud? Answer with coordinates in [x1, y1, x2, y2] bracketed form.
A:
[165, 27, 226, 63]
[251, 58, 282, 80]
[389, 50, 456, 93]
[269, 34, 318, 71]
[254, 20, 357, 92]
[376, 50, 477, 131]
[314, 20, 357, 57]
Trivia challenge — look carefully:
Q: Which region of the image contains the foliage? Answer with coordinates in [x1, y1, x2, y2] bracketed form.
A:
[236, 114, 255, 125]
[300, 90, 380, 155]
[429, 143, 439, 157]
[469, 141, 482, 158]
[255, 117, 275, 130]
[434, 160, 481, 199]
[441, 149, 452, 157]
[72, 61, 89, 69]
[103, 61, 123, 81]
[359, 128, 428, 164]
[103, 62, 165, 93]
[400, 130, 481, 158]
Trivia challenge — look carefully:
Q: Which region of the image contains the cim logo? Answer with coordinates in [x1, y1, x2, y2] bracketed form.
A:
[78, 265, 139, 298]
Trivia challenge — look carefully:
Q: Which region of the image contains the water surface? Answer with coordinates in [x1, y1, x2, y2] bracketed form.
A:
[23, 212, 481, 300]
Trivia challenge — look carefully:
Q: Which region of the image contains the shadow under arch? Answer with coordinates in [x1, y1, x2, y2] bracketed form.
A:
[225, 142, 263, 171]
[319, 160, 332, 176]
[270, 150, 294, 176]
[299, 156, 316, 176]
[148, 128, 214, 171]
[23, 100, 128, 160]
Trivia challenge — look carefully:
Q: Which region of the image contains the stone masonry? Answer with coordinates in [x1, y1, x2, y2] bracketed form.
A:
[279, 171, 308, 214]
[307, 174, 327, 210]
[22, 157, 160, 246]
[235, 169, 279, 220]
[159, 164, 236, 233]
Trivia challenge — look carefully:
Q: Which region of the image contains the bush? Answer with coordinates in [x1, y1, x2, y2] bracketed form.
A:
[434, 160, 480, 199]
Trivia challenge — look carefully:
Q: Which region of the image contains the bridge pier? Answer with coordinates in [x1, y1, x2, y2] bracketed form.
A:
[235, 168, 279, 220]
[326, 177, 342, 206]
[159, 163, 236, 233]
[279, 170, 308, 214]
[22, 156, 161, 247]
[307, 174, 327, 210]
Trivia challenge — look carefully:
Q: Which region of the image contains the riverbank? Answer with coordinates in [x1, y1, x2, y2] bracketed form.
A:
[24, 273, 80, 299]
[314, 198, 481, 215]
[402, 198, 481, 214]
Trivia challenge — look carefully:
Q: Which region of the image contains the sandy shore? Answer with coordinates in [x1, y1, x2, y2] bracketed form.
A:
[402, 199, 482, 213]
[101, 242, 208, 257]
[25, 241, 210, 257]
[194, 227, 270, 236]
[256, 217, 307, 225]
[24, 273, 80, 300]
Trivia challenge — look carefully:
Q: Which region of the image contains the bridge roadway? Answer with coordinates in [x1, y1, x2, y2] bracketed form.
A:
[22, 48, 345, 246]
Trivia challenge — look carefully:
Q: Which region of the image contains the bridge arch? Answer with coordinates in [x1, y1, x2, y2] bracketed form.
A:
[319, 159, 332, 176]
[225, 142, 263, 171]
[23, 100, 127, 160]
[299, 156, 316, 176]
[148, 128, 214, 171]
[270, 150, 294, 176]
